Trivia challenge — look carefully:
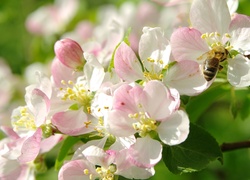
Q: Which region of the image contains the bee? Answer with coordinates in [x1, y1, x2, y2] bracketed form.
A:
[201, 46, 228, 81]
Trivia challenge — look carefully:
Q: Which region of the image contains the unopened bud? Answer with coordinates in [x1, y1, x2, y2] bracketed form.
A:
[54, 38, 84, 69]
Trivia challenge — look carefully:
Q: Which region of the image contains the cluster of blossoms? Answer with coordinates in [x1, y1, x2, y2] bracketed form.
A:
[1, 0, 250, 179]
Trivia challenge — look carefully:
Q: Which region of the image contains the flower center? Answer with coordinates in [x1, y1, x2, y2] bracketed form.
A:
[60, 80, 94, 113]
[201, 32, 233, 51]
[12, 107, 37, 131]
[142, 57, 166, 81]
[129, 111, 157, 137]
[95, 164, 117, 180]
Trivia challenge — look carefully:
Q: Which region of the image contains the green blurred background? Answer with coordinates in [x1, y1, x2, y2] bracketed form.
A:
[0, 0, 250, 179]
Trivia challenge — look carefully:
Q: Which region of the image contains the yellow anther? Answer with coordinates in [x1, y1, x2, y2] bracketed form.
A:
[67, 88, 73, 93]
[211, 43, 217, 48]
[201, 33, 208, 39]
[84, 120, 91, 128]
[87, 107, 91, 114]
[84, 169, 89, 175]
[12, 107, 37, 131]
[61, 80, 66, 85]
[209, 32, 215, 37]
[225, 45, 233, 51]
[216, 42, 222, 46]
[225, 33, 231, 38]
[158, 59, 164, 64]
[68, 80, 73, 85]
[150, 57, 155, 63]
[215, 32, 221, 37]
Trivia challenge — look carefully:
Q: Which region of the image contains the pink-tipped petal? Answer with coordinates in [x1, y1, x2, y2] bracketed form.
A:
[18, 128, 42, 163]
[108, 110, 136, 137]
[141, 80, 180, 120]
[170, 27, 209, 61]
[114, 42, 144, 82]
[52, 110, 93, 136]
[58, 159, 96, 180]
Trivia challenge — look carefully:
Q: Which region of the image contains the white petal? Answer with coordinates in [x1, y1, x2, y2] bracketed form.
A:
[157, 110, 190, 145]
[227, 0, 239, 15]
[164, 60, 208, 96]
[129, 136, 162, 168]
[230, 27, 250, 53]
[227, 55, 250, 87]
[139, 27, 171, 72]
[141, 80, 180, 120]
[190, 0, 231, 34]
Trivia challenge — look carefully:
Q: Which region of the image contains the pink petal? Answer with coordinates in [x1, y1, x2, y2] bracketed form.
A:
[58, 159, 96, 180]
[170, 27, 209, 61]
[18, 128, 42, 163]
[114, 42, 144, 82]
[190, 0, 231, 34]
[227, 55, 250, 87]
[52, 110, 93, 136]
[141, 80, 180, 120]
[108, 110, 136, 137]
[40, 134, 63, 153]
[51, 58, 78, 88]
[164, 60, 208, 96]
[112, 84, 143, 113]
[128, 137, 162, 168]
[30, 89, 50, 127]
[115, 149, 155, 179]
[157, 110, 190, 145]
[230, 13, 250, 30]
[0, 126, 20, 140]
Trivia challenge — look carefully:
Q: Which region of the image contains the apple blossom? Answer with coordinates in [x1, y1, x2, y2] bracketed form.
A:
[59, 138, 155, 180]
[170, 0, 250, 87]
[114, 27, 208, 95]
[0, 126, 62, 179]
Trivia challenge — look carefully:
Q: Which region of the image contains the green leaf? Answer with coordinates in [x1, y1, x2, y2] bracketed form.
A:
[162, 123, 223, 174]
[55, 136, 81, 170]
[186, 83, 230, 122]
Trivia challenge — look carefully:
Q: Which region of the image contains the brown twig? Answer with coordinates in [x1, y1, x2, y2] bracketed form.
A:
[221, 140, 250, 152]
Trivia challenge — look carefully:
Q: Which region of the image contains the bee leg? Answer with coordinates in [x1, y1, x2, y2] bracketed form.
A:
[219, 65, 223, 71]
[220, 58, 227, 62]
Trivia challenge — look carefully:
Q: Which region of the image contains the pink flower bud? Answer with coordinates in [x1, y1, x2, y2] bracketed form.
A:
[54, 38, 84, 69]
